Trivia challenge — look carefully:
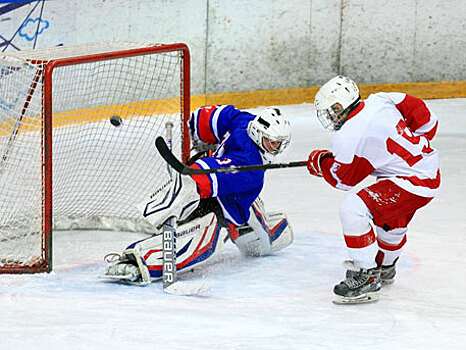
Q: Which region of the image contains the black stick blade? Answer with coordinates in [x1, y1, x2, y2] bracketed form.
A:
[155, 136, 191, 174]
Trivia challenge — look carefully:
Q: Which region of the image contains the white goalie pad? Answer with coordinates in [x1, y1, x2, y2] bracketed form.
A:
[233, 197, 293, 257]
[103, 212, 228, 283]
[138, 173, 200, 226]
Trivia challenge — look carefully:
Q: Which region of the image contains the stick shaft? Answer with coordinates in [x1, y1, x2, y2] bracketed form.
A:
[162, 123, 177, 289]
[155, 136, 307, 175]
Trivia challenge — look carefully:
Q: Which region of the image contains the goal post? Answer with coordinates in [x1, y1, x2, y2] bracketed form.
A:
[0, 42, 191, 273]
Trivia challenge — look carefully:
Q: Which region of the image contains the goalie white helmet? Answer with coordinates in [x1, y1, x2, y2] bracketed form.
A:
[314, 75, 361, 131]
[247, 107, 291, 159]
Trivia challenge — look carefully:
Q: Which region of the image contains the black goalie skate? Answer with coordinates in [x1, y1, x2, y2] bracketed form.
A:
[333, 264, 381, 304]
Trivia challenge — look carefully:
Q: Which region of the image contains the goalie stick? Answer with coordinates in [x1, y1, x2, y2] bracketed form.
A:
[162, 122, 177, 291]
[155, 136, 307, 175]
[161, 123, 211, 296]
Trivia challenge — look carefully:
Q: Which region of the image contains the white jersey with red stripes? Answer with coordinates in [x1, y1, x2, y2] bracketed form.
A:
[321, 92, 440, 197]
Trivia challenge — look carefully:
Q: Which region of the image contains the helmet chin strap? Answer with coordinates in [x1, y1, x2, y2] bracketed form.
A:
[347, 96, 361, 113]
[334, 97, 362, 131]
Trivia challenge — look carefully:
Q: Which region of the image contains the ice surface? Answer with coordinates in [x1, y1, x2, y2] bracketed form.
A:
[0, 99, 465, 349]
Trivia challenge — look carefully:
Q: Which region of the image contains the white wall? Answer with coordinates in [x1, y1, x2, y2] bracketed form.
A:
[1, 0, 464, 95]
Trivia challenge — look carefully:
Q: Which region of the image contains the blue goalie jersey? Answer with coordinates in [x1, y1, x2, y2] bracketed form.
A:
[188, 105, 265, 225]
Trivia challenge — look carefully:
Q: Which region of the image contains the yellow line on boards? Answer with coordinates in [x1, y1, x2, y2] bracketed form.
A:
[1, 81, 463, 136]
[191, 80, 466, 110]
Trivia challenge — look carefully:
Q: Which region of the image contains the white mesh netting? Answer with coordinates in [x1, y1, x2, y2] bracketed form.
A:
[0, 43, 187, 269]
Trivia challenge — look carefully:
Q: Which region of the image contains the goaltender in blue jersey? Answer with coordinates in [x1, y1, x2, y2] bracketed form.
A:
[189, 104, 274, 225]
[102, 105, 295, 284]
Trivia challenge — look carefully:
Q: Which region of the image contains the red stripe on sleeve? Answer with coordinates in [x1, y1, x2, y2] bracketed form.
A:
[198, 106, 218, 143]
[322, 156, 375, 190]
[396, 95, 432, 132]
[344, 228, 376, 249]
[190, 163, 212, 198]
[425, 121, 438, 141]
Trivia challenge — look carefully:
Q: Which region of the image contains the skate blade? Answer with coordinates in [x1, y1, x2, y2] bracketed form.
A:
[99, 274, 150, 286]
[332, 292, 379, 305]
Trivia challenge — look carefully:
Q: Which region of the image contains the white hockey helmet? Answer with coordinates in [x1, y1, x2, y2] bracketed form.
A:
[314, 75, 361, 131]
[247, 107, 291, 156]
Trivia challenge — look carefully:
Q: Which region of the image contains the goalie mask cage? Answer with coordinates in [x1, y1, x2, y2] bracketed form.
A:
[0, 42, 191, 273]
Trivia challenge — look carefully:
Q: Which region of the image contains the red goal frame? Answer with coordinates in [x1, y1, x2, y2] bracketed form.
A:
[1, 43, 191, 274]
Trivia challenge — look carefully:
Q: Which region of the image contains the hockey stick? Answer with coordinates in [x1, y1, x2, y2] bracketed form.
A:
[155, 136, 307, 175]
[161, 123, 211, 296]
[162, 122, 178, 291]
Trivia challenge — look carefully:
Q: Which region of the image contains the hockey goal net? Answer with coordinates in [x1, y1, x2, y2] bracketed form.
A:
[0, 42, 190, 273]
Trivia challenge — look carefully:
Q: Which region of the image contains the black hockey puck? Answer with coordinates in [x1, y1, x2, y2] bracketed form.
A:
[110, 115, 122, 127]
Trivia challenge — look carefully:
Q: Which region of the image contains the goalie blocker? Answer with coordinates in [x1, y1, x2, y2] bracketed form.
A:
[102, 196, 293, 284]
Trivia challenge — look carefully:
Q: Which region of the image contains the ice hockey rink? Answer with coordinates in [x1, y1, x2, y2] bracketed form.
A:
[1, 98, 465, 349]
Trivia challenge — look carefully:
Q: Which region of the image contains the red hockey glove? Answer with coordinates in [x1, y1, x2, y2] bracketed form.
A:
[307, 149, 332, 177]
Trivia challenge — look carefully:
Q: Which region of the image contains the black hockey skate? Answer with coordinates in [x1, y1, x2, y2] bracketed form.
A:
[333, 265, 381, 304]
[380, 263, 396, 285]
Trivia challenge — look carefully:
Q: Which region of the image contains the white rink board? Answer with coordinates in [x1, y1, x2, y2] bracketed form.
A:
[1, 1, 465, 93]
[0, 99, 465, 349]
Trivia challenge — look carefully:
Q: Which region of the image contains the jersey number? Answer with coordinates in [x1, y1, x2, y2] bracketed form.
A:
[386, 120, 433, 167]
[215, 158, 232, 165]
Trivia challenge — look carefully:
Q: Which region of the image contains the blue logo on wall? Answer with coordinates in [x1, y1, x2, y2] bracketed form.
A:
[19, 17, 49, 41]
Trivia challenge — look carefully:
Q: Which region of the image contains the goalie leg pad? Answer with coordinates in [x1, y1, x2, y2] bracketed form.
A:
[230, 197, 293, 257]
[233, 224, 271, 257]
[139, 173, 200, 227]
[266, 212, 294, 253]
[126, 212, 227, 281]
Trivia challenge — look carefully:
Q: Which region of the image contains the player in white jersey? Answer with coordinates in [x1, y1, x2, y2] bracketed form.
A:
[308, 76, 440, 304]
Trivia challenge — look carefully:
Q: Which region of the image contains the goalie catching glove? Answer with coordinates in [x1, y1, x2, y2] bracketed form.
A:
[139, 173, 200, 227]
